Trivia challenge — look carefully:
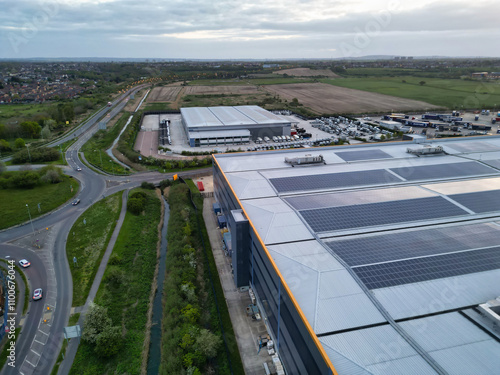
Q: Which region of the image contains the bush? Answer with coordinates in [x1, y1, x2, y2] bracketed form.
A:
[82, 303, 112, 345]
[14, 138, 25, 149]
[95, 326, 122, 358]
[127, 197, 145, 215]
[141, 181, 156, 190]
[12, 147, 60, 164]
[41, 169, 62, 184]
[11, 171, 40, 188]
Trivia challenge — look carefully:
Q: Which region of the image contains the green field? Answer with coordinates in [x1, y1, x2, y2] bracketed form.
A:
[66, 192, 123, 307]
[320, 76, 500, 109]
[0, 103, 52, 124]
[0, 174, 79, 230]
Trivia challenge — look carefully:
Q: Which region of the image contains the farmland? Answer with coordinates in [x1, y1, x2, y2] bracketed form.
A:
[184, 85, 260, 95]
[147, 86, 182, 102]
[264, 82, 440, 114]
[320, 77, 500, 109]
[273, 67, 339, 78]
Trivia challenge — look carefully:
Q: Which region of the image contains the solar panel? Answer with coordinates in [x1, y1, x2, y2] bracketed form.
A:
[481, 159, 500, 170]
[335, 149, 393, 162]
[269, 169, 400, 193]
[354, 247, 500, 289]
[446, 142, 500, 153]
[390, 162, 495, 181]
[300, 196, 468, 233]
[449, 189, 500, 213]
[327, 223, 500, 266]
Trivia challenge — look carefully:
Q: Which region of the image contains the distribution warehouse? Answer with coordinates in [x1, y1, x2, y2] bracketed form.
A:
[213, 136, 500, 374]
[181, 105, 291, 147]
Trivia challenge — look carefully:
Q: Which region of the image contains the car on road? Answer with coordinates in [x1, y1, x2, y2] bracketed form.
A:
[75, 166, 82, 171]
[72, 199, 81, 206]
[19, 259, 30, 268]
[33, 288, 43, 300]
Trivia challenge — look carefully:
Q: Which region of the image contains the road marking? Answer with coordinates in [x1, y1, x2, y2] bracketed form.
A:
[34, 339, 45, 345]
[26, 359, 37, 366]
[39, 330, 49, 336]
[30, 348, 41, 356]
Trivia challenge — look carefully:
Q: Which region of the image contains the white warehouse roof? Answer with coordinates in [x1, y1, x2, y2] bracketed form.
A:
[181, 105, 289, 129]
[214, 135, 500, 375]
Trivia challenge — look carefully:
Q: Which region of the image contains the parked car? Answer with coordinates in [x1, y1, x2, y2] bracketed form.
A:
[19, 259, 30, 268]
[72, 199, 81, 206]
[33, 288, 43, 300]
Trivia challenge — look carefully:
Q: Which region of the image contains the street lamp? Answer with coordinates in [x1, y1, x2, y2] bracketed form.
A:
[94, 149, 103, 170]
[109, 160, 114, 175]
[26, 204, 35, 236]
[26, 144, 32, 163]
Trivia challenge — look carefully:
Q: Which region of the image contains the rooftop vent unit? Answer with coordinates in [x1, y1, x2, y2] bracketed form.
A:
[478, 296, 500, 329]
[407, 145, 444, 155]
[285, 154, 326, 167]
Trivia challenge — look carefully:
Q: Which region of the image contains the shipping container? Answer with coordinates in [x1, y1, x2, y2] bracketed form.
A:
[471, 124, 492, 131]
[213, 202, 221, 215]
[197, 181, 205, 192]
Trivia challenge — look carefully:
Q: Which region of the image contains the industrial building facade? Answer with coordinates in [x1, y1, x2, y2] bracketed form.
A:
[181, 105, 291, 147]
[213, 137, 500, 374]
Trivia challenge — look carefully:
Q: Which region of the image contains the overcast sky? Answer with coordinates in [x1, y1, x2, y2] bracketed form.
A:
[1, 0, 499, 59]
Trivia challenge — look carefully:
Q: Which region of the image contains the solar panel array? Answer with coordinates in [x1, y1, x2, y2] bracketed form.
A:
[446, 141, 500, 153]
[449, 189, 500, 213]
[326, 224, 500, 267]
[482, 159, 500, 170]
[269, 169, 400, 193]
[335, 149, 393, 162]
[354, 247, 500, 289]
[389, 162, 495, 181]
[300, 196, 467, 233]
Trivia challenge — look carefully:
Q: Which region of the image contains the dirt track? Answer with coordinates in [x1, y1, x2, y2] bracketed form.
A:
[273, 68, 339, 78]
[264, 83, 440, 114]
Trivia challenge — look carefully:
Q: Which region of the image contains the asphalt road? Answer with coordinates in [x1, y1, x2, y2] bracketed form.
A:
[0, 245, 47, 375]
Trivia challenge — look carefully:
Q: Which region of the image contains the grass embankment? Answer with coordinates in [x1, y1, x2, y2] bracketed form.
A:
[321, 76, 500, 109]
[66, 192, 122, 307]
[160, 182, 244, 375]
[82, 112, 131, 175]
[0, 170, 79, 230]
[70, 188, 161, 375]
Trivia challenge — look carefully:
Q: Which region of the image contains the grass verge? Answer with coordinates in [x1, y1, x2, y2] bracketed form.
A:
[82, 112, 131, 175]
[50, 338, 69, 375]
[0, 173, 79, 230]
[69, 188, 161, 375]
[66, 192, 122, 307]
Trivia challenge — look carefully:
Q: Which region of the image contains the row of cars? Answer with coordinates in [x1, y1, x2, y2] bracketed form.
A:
[18, 259, 43, 300]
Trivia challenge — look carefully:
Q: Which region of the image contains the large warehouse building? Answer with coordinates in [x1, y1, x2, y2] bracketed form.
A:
[181, 105, 291, 147]
[213, 137, 500, 374]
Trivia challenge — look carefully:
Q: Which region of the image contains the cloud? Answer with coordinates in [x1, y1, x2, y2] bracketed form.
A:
[0, 0, 498, 58]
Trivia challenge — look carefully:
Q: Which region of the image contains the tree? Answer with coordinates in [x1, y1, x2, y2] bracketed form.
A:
[0, 124, 6, 139]
[41, 125, 51, 140]
[195, 329, 222, 358]
[0, 161, 5, 175]
[0, 139, 11, 152]
[82, 303, 112, 344]
[41, 169, 62, 184]
[20, 121, 41, 138]
[95, 326, 122, 358]
[419, 81, 426, 86]
[14, 138, 25, 149]
[127, 197, 145, 215]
